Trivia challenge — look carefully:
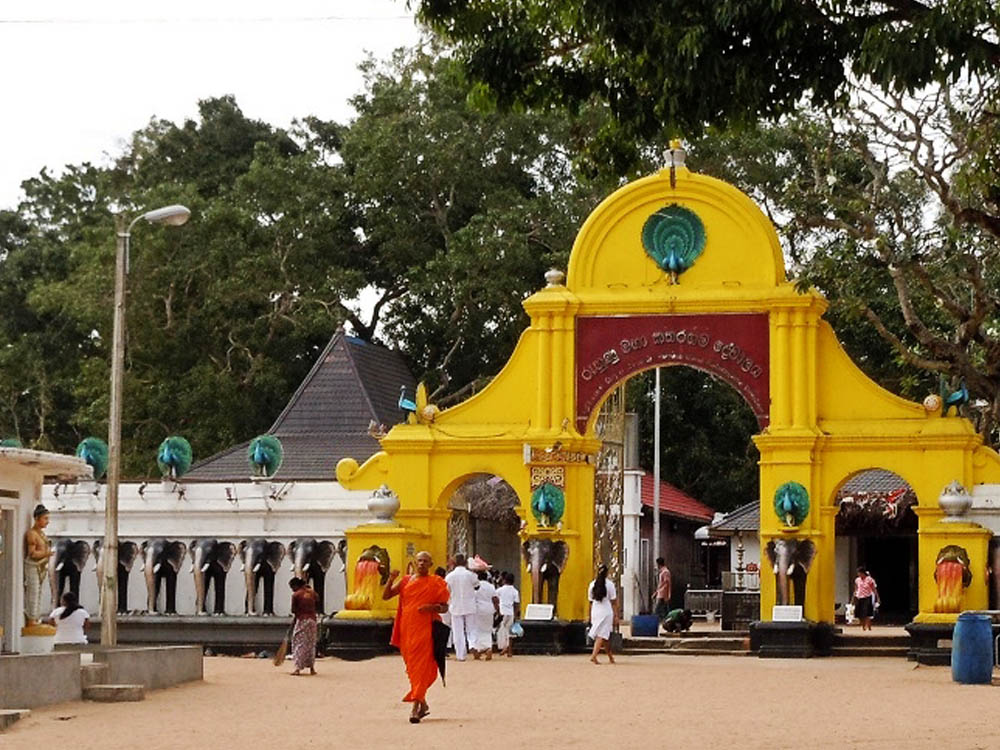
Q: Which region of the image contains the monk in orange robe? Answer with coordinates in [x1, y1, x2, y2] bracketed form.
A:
[383, 550, 450, 723]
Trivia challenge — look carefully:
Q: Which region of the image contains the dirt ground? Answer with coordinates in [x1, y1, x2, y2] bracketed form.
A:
[7, 652, 1000, 750]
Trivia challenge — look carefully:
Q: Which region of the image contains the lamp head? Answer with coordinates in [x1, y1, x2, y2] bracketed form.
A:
[141, 204, 190, 226]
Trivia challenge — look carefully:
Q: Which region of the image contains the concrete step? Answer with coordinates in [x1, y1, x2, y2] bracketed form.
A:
[83, 684, 145, 702]
[0, 709, 30, 732]
[80, 662, 110, 690]
[829, 646, 910, 658]
[832, 635, 909, 648]
[657, 648, 753, 657]
[674, 637, 749, 651]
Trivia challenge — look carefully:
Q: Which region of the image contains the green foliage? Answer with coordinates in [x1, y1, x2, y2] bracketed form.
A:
[417, 0, 1000, 169]
[628, 367, 760, 513]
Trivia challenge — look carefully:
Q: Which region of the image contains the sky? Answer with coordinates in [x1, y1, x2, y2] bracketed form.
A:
[0, 0, 423, 209]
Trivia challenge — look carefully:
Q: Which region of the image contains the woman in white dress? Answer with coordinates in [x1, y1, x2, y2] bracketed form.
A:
[470, 570, 499, 660]
[588, 565, 618, 664]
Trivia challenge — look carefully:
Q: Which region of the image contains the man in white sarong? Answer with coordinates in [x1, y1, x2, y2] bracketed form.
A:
[444, 553, 478, 661]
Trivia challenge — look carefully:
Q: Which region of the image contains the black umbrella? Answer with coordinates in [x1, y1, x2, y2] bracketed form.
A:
[431, 619, 450, 686]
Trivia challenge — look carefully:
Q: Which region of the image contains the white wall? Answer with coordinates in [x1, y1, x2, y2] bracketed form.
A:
[40, 478, 374, 618]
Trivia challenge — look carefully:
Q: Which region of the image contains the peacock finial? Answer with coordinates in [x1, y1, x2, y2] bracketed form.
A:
[248, 434, 283, 478]
[773, 481, 810, 527]
[940, 376, 969, 417]
[640, 204, 706, 284]
[157, 435, 193, 480]
[75, 437, 109, 480]
[530, 482, 566, 527]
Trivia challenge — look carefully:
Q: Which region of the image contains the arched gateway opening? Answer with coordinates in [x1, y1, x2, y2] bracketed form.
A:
[336, 148, 1000, 632]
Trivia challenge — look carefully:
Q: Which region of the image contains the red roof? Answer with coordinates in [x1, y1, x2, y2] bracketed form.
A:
[640, 474, 715, 522]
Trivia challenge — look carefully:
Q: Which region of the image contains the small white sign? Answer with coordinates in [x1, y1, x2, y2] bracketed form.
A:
[523, 603, 555, 621]
[772, 605, 803, 622]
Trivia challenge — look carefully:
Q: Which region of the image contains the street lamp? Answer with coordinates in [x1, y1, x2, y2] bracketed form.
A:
[102, 204, 190, 646]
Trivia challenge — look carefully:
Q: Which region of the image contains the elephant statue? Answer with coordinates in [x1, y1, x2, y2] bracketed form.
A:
[49, 538, 91, 605]
[93, 540, 140, 614]
[521, 538, 570, 614]
[191, 539, 237, 615]
[140, 539, 187, 614]
[765, 538, 816, 607]
[239, 538, 285, 616]
[288, 538, 340, 613]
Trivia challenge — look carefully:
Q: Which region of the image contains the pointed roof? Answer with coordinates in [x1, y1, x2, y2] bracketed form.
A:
[186, 330, 416, 481]
[640, 474, 715, 522]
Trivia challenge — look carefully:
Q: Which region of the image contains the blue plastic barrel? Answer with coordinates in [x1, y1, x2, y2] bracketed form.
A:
[631, 614, 660, 637]
[951, 612, 994, 684]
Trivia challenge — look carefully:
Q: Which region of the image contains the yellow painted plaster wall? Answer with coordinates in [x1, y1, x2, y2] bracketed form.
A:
[336, 158, 1000, 625]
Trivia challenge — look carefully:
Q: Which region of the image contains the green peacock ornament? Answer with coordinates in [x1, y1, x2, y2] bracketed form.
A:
[640, 204, 707, 283]
[0, 437, 22, 448]
[248, 434, 283, 478]
[774, 481, 810, 527]
[75, 437, 109, 480]
[531, 482, 566, 527]
[157, 436, 193, 479]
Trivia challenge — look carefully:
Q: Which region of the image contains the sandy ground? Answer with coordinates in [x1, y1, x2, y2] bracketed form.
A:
[7, 651, 1000, 750]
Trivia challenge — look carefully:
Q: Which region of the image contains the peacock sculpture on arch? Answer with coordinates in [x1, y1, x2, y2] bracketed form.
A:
[640, 204, 707, 283]
[248, 434, 283, 478]
[157, 436, 193, 480]
[774, 481, 810, 527]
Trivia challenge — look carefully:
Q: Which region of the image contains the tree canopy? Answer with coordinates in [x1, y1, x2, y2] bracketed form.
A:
[416, 0, 1000, 165]
[0, 51, 615, 476]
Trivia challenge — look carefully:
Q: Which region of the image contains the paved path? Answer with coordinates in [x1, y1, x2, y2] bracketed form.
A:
[7, 653, 1000, 749]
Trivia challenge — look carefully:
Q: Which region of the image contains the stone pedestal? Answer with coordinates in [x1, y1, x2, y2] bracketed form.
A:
[913, 520, 991, 622]
[19, 624, 56, 654]
[751, 621, 836, 658]
[338, 522, 430, 618]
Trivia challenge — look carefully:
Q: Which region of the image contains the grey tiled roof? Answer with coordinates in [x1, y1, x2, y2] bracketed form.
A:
[710, 501, 759, 533]
[836, 469, 908, 497]
[710, 469, 912, 534]
[186, 331, 416, 481]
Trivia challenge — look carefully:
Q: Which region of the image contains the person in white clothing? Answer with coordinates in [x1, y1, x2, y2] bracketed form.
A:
[470, 570, 500, 660]
[588, 565, 618, 664]
[46, 591, 89, 645]
[444, 554, 479, 661]
[495, 571, 520, 657]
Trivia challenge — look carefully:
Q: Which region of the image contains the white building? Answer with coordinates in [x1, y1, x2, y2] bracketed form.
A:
[1, 447, 90, 652]
[38, 330, 416, 620]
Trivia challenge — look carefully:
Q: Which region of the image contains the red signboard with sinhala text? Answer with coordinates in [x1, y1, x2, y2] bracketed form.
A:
[575, 314, 770, 432]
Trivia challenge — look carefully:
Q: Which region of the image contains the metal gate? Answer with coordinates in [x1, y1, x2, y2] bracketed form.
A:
[593, 385, 625, 597]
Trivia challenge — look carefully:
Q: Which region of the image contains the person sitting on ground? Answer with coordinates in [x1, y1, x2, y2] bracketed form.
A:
[662, 608, 693, 634]
[46, 591, 89, 645]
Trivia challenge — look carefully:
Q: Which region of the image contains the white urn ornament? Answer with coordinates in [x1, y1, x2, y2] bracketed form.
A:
[368, 484, 400, 524]
[938, 480, 972, 522]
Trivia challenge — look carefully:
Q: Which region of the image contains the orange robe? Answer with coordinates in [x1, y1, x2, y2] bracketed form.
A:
[389, 574, 450, 703]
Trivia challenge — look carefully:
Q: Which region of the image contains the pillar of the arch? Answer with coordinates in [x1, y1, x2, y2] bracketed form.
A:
[534, 316, 553, 432]
[913, 510, 991, 623]
[770, 309, 792, 428]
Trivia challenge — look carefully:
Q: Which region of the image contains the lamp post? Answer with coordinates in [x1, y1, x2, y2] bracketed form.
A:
[102, 204, 190, 646]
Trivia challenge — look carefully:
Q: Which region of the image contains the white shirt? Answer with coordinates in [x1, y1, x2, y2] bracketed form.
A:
[445, 566, 479, 616]
[475, 580, 498, 615]
[588, 579, 617, 621]
[50, 606, 89, 644]
[497, 584, 520, 616]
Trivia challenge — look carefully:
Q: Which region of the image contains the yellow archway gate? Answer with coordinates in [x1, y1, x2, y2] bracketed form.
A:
[336, 148, 1000, 625]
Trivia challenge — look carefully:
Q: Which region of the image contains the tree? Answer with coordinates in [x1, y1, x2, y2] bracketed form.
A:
[416, 0, 999, 158]
[687, 78, 1000, 442]
[0, 97, 358, 474]
[335, 48, 615, 402]
[629, 367, 760, 513]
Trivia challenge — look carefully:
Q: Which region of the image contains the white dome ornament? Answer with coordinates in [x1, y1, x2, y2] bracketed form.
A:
[367, 484, 401, 524]
[938, 480, 972, 523]
[923, 394, 943, 413]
